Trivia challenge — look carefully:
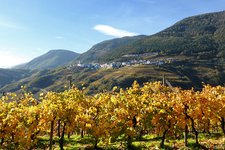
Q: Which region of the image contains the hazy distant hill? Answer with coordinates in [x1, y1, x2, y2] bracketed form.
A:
[76, 11, 225, 62]
[0, 68, 32, 89]
[15, 49, 80, 70]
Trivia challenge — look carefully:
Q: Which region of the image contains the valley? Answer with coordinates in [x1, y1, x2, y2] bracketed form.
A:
[0, 10, 225, 95]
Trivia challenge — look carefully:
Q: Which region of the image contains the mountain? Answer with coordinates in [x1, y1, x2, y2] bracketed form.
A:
[0, 65, 195, 94]
[0, 68, 32, 89]
[2, 11, 225, 94]
[75, 35, 146, 63]
[76, 11, 225, 63]
[15, 49, 80, 70]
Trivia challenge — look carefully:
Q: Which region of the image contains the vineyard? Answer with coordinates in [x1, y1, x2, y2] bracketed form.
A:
[0, 81, 225, 149]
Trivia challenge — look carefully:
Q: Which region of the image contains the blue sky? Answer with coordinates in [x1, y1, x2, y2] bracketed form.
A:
[0, 0, 224, 68]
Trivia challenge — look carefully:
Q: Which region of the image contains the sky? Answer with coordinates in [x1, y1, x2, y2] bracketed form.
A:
[0, 0, 225, 68]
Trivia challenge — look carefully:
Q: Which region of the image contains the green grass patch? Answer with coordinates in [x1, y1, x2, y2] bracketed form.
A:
[34, 132, 225, 150]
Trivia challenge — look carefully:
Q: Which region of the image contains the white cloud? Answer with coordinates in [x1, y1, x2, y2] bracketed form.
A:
[0, 51, 30, 68]
[55, 36, 65, 39]
[93, 24, 138, 37]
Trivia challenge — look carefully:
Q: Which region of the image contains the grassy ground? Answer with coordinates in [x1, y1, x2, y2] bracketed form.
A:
[36, 133, 225, 150]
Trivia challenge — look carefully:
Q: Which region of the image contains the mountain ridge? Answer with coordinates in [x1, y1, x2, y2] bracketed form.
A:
[75, 10, 225, 63]
[1, 10, 225, 94]
[74, 35, 146, 63]
[15, 49, 80, 70]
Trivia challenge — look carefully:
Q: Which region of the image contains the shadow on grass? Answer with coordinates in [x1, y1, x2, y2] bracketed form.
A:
[204, 132, 223, 139]
[127, 144, 175, 150]
[36, 137, 50, 149]
[187, 143, 208, 150]
[36, 136, 95, 149]
[137, 136, 162, 142]
[64, 146, 105, 150]
[77, 137, 95, 145]
[64, 136, 94, 145]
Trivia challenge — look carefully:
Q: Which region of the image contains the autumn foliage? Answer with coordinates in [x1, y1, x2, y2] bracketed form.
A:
[0, 82, 225, 149]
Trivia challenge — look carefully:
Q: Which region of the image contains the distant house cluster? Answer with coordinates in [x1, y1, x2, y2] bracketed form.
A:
[122, 52, 159, 58]
[72, 57, 176, 70]
[77, 63, 101, 69]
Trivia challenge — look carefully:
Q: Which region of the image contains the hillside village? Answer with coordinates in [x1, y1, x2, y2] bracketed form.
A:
[71, 57, 176, 70]
[64, 52, 176, 69]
